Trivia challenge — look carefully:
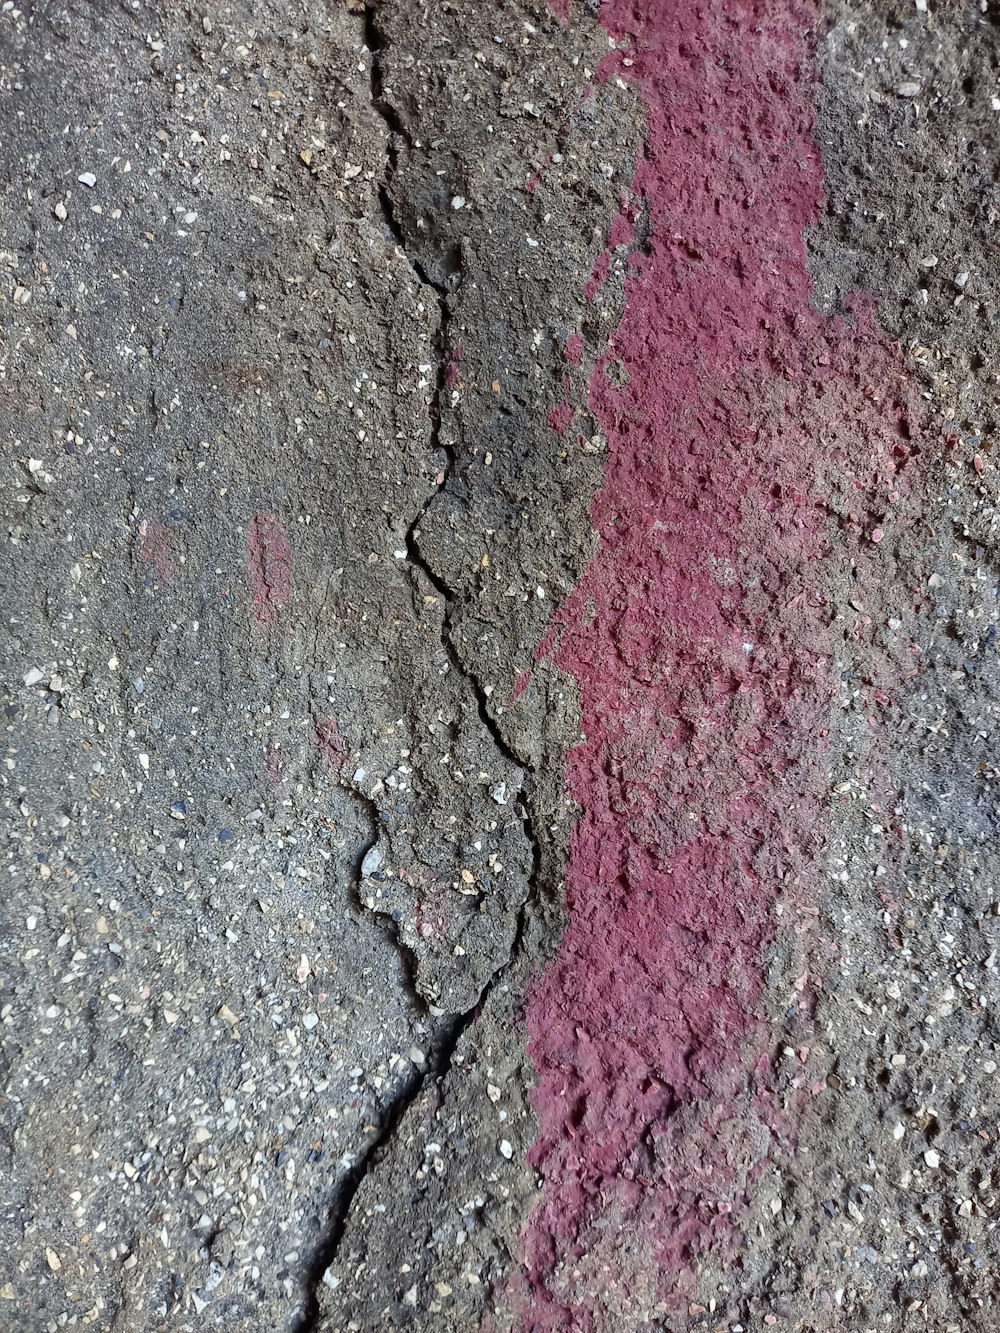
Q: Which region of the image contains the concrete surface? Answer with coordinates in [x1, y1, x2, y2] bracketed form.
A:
[3, 2, 1000, 1331]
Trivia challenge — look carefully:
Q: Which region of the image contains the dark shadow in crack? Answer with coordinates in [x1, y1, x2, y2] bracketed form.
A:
[292, 5, 543, 1327]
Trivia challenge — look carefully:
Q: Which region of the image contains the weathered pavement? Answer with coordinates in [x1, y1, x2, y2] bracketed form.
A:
[4, 1, 1000, 1331]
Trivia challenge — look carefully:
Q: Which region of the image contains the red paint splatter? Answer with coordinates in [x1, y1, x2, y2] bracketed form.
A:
[137, 519, 176, 582]
[583, 250, 612, 302]
[535, 624, 559, 664]
[564, 334, 584, 366]
[510, 628, 560, 705]
[549, 370, 579, 438]
[607, 209, 633, 250]
[445, 341, 466, 388]
[247, 513, 293, 623]
[316, 716, 347, 774]
[547, 402, 574, 437]
[519, 2, 920, 1325]
[510, 670, 533, 702]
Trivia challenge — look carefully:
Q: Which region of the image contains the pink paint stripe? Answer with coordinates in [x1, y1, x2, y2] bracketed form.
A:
[517, 2, 920, 1325]
[247, 513, 293, 623]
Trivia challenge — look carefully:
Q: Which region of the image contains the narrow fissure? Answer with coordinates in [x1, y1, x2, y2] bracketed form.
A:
[294, 7, 543, 1328]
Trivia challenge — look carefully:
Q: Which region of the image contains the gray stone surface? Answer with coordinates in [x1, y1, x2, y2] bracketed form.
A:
[6, 1, 1000, 1331]
[0, 1, 635, 1328]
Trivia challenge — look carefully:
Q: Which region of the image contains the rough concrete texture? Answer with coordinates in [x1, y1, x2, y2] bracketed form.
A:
[3, 0, 1000, 1331]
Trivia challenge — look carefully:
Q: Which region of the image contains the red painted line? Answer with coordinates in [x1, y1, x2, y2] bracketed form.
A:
[516, 2, 921, 1325]
[247, 513, 293, 623]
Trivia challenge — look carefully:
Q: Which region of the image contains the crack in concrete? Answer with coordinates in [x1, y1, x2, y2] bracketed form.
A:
[337, 753, 427, 1012]
[293, 6, 544, 1328]
[292, 1006, 461, 1333]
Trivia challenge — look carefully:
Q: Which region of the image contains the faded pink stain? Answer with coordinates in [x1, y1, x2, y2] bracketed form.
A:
[247, 513, 293, 623]
[137, 518, 176, 583]
[510, 669, 533, 703]
[547, 402, 574, 437]
[445, 341, 465, 388]
[509, 628, 559, 706]
[564, 334, 584, 366]
[518, 1, 921, 1326]
[315, 716, 348, 774]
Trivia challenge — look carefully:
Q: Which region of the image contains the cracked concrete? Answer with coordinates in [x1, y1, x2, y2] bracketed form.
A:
[310, 4, 643, 1329]
[7, 1, 1000, 1331]
[0, 0, 635, 1328]
[0, 0, 534, 1323]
